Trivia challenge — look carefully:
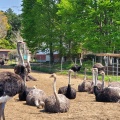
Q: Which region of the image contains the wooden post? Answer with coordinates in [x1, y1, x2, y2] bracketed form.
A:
[92, 58, 94, 66]
[107, 56, 108, 76]
[112, 58, 114, 76]
[95, 56, 96, 63]
[75, 58, 77, 65]
[116, 59, 118, 81]
[61, 57, 64, 72]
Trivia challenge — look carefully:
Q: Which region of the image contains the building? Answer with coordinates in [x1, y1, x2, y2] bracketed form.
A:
[0, 49, 14, 60]
[35, 50, 59, 62]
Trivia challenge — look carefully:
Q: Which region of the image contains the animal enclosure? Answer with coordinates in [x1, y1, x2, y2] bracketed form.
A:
[1, 68, 120, 120]
[93, 53, 120, 81]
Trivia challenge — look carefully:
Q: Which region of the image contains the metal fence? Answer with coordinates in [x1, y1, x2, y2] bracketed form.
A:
[93, 58, 120, 81]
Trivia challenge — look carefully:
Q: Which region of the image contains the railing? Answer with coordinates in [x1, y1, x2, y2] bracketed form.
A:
[93, 58, 120, 81]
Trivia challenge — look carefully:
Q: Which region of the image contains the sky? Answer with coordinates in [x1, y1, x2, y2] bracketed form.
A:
[0, 0, 22, 14]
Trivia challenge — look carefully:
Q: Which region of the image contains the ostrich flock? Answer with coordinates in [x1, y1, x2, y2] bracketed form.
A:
[0, 43, 120, 120]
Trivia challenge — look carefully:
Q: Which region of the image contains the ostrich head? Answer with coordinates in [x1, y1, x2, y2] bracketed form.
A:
[34, 99, 45, 109]
[93, 68, 98, 74]
[50, 73, 57, 79]
[69, 69, 74, 73]
[99, 70, 105, 76]
[37, 101, 45, 109]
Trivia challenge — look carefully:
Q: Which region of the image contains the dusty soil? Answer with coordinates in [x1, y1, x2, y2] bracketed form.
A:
[1, 68, 120, 120]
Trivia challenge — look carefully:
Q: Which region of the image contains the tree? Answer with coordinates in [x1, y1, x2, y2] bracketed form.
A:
[83, 0, 120, 53]
[22, 0, 59, 63]
[21, 0, 37, 52]
[21, 0, 120, 62]
[57, 0, 91, 59]
[5, 8, 22, 45]
[0, 11, 9, 39]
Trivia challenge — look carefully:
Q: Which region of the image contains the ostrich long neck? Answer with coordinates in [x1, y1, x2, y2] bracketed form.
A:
[68, 72, 71, 84]
[94, 71, 98, 86]
[27, 50, 31, 72]
[23, 71, 27, 86]
[17, 42, 26, 85]
[17, 43, 24, 65]
[53, 77, 60, 104]
[92, 70, 95, 85]
[80, 58, 82, 66]
[94, 70, 100, 97]
[84, 68, 87, 81]
[108, 77, 111, 86]
[101, 73, 105, 89]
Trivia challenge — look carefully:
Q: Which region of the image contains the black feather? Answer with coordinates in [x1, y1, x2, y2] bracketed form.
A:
[71, 65, 82, 72]
[66, 84, 76, 99]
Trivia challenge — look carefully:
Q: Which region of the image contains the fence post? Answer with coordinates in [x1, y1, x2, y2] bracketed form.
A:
[116, 58, 118, 81]
[75, 58, 77, 65]
[107, 56, 108, 76]
[61, 57, 63, 72]
[112, 58, 114, 76]
[92, 58, 94, 66]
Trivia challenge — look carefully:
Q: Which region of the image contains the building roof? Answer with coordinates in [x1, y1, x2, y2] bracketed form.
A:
[96, 53, 120, 57]
[0, 49, 15, 52]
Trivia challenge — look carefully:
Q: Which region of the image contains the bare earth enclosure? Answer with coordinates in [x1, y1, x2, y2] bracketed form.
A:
[1, 68, 120, 120]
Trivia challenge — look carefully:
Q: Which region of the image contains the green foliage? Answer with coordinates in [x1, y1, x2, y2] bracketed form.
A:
[5, 8, 21, 42]
[21, 0, 37, 52]
[21, 0, 120, 61]
[0, 38, 15, 49]
[30, 60, 120, 81]
[0, 11, 10, 39]
[0, 10, 19, 49]
[84, 0, 120, 53]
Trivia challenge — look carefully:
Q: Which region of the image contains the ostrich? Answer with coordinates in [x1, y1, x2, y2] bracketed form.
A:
[93, 63, 105, 73]
[58, 69, 76, 99]
[26, 87, 46, 108]
[23, 48, 37, 81]
[71, 58, 82, 78]
[14, 41, 34, 101]
[0, 71, 26, 120]
[93, 68, 120, 102]
[25, 60, 37, 81]
[108, 77, 120, 88]
[44, 73, 70, 113]
[18, 82, 36, 101]
[14, 42, 37, 81]
[14, 60, 37, 81]
[78, 68, 92, 92]
[87, 67, 103, 94]
[0, 59, 4, 66]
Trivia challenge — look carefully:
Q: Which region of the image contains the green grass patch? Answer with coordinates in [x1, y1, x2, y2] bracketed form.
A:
[7, 60, 120, 82]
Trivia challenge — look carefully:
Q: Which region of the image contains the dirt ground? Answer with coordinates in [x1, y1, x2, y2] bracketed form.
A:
[1, 68, 120, 120]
